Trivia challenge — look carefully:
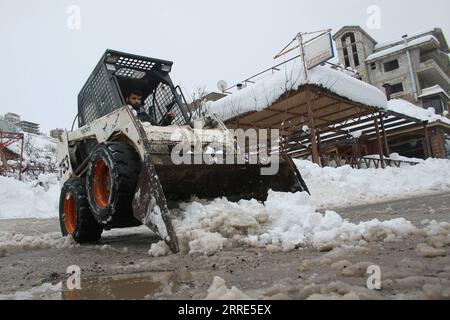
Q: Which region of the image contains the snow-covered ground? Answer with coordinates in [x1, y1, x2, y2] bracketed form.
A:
[295, 158, 450, 209]
[2, 157, 449, 221]
[0, 174, 59, 219]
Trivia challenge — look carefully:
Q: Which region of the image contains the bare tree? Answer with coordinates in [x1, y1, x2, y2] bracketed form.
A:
[187, 86, 209, 119]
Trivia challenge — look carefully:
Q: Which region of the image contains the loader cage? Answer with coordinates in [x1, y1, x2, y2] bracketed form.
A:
[77, 49, 191, 128]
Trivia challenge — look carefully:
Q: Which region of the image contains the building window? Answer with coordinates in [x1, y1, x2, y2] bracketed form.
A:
[370, 62, 376, 70]
[341, 33, 358, 68]
[423, 97, 445, 114]
[390, 82, 404, 94]
[353, 44, 360, 66]
[384, 59, 399, 72]
[342, 47, 350, 68]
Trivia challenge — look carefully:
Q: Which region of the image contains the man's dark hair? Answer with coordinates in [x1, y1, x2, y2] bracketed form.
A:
[128, 90, 143, 98]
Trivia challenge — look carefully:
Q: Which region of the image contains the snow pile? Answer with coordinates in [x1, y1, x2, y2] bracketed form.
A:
[0, 232, 76, 255]
[148, 240, 171, 257]
[366, 35, 439, 61]
[171, 190, 418, 256]
[205, 276, 252, 300]
[386, 153, 425, 163]
[205, 61, 386, 121]
[0, 174, 60, 219]
[295, 158, 450, 208]
[418, 85, 450, 100]
[416, 243, 446, 258]
[422, 220, 450, 237]
[363, 153, 425, 164]
[374, 28, 436, 50]
[385, 99, 450, 125]
[0, 282, 63, 300]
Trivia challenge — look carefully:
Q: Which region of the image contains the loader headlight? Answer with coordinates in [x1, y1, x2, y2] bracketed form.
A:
[161, 64, 172, 73]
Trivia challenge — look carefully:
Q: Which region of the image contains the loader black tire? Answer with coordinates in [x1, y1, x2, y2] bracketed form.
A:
[86, 142, 141, 227]
[59, 178, 103, 243]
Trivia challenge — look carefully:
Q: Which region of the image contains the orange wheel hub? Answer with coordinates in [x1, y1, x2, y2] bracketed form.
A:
[92, 159, 111, 209]
[63, 193, 77, 234]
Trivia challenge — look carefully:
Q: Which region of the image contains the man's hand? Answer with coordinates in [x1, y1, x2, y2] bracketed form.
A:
[161, 112, 175, 126]
[165, 112, 175, 120]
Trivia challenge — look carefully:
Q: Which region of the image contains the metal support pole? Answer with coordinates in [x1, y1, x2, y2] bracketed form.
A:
[403, 35, 419, 102]
[296, 33, 309, 81]
[373, 114, 385, 168]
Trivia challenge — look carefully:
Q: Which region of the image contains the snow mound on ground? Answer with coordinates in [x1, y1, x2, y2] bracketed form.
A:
[295, 158, 450, 208]
[168, 190, 417, 256]
[0, 282, 63, 300]
[148, 240, 170, 257]
[205, 276, 252, 300]
[0, 232, 76, 255]
[0, 174, 59, 219]
[423, 220, 450, 237]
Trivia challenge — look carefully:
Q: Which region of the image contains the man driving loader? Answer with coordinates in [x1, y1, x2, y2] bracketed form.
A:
[125, 90, 175, 126]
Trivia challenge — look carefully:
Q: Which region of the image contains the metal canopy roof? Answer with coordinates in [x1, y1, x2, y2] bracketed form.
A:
[223, 83, 444, 159]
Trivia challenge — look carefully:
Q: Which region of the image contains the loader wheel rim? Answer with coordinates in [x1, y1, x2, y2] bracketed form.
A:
[63, 193, 77, 234]
[92, 159, 111, 209]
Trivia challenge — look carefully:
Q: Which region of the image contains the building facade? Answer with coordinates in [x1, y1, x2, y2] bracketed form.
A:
[50, 128, 64, 140]
[333, 26, 450, 112]
[4, 113, 21, 125]
[19, 120, 40, 135]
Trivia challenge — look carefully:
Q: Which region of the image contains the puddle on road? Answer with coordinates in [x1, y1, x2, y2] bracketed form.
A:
[0, 271, 193, 300]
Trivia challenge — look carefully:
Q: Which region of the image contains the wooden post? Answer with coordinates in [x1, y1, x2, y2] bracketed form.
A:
[355, 139, 362, 169]
[306, 88, 320, 166]
[424, 124, 433, 158]
[316, 130, 321, 164]
[373, 114, 385, 168]
[379, 112, 390, 157]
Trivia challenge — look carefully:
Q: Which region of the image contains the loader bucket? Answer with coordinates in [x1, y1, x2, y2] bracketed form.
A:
[131, 153, 309, 253]
[155, 155, 309, 204]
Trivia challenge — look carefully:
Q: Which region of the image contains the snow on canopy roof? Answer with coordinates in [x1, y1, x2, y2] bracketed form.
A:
[366, 35, 439, 61]
[384, 99, 450, 125]
[418, 85, 450, 100]
[206, 61, 387, 122]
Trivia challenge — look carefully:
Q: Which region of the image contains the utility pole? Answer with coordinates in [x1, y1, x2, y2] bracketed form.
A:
[403, 35, 419, 102]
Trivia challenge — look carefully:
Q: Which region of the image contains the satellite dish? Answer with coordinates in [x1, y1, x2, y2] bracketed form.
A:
[217, 80, 228, 93]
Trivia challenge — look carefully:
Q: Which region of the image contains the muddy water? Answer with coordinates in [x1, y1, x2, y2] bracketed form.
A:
[64, 271, 193, 299]
[1, 271, 193, 300]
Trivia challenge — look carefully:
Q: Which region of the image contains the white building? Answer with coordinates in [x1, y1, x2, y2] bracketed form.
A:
[333, 26, 450, 113]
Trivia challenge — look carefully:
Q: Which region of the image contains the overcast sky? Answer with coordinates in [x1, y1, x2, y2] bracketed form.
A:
[0, 0, 449, 133]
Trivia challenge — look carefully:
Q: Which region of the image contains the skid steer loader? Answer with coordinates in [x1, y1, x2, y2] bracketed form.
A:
[57, 49, 309, 253]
